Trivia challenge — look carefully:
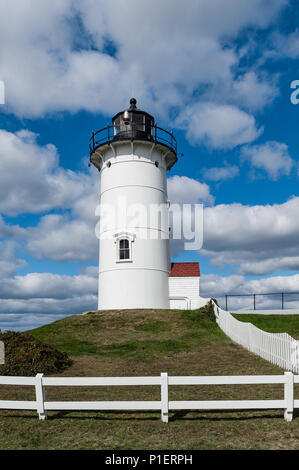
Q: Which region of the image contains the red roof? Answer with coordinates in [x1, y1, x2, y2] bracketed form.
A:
[169, 262, 200, 277]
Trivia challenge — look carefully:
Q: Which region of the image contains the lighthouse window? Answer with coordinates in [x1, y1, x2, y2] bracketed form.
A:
[119, 238, 130, 260]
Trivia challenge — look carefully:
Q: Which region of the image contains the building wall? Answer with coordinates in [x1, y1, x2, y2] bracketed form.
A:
[169, 276, 206, 310]
[96, 140, 171, 310]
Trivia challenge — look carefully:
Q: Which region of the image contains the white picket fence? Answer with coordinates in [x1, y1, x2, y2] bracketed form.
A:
[212, 301, 299, 374]
[0, 372, 298, 422]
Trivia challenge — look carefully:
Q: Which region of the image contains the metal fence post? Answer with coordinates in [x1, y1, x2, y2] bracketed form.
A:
[161, 372, 169, 423]
[284, 371, 294, 422]
[35, 373, 47, 420]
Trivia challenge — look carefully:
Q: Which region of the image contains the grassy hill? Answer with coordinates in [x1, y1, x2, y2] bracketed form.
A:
[27, 302, 225, 362]
[0, 302, 298, 450]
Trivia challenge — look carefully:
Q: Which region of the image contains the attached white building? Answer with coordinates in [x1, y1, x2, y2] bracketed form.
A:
[169, 262, 206, 310]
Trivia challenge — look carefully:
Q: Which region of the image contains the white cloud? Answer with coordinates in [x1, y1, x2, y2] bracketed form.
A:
[0, 216, 26, 239]
[0, 295, 97, 332]
[0, 268, 98, 331]
[0, 241, 27, 279]
[0, 129, 91, 216]
[201, 197, 299, 275]
[0, 313, 69, 333]
[201, 273, 299, 311]
[0, 129, 100, 262]
[175, 102, 263, 149]
[200, 274, 245, 297]
[0, 131, 100, 263]
[201, 272, 299, 298]
[0, 271, 97, 300]
[167, 175, 214, 205]
[0, 0, 287, 119]
[264, 30, 299, 60]
[200, 69, 279, 114]
[231, 72, 279, 112]
[239, 257, 299, 276]
[26, 214, 98, 262]
[202, 165, 239, 182]
[241, 141, 294, 180]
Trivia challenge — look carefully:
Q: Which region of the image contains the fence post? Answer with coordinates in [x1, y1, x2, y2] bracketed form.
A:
[0, 341, 4, 364]
[161, 372, 169, 423]
[291, 340, 299, 374]
[35, 373, 47, 420]
[248, 323, 253, 352]
[284, 371, 294, 422]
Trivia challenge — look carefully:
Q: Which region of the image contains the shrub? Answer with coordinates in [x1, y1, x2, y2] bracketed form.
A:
[198, 300, 217, 321]
[0, 330, 72, 376]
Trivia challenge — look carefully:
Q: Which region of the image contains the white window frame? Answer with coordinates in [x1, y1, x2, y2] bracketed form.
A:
[114, 232, 135, 263]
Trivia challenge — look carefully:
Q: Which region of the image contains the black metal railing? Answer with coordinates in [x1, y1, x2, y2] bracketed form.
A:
[89, 124, 177, 155]
[224, 291, 299, 311]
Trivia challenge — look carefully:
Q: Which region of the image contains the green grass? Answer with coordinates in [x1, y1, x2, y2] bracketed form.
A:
[232, 314, 299, 339]
[134, 321, 169, 333]
[0, 301, 299, 450]
[27, 303, 226, 358]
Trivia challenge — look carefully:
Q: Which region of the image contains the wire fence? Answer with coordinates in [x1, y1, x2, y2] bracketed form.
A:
[218, 292, 299, 312]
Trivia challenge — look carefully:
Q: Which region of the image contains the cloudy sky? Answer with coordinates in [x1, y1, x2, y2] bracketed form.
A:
[1, 0, 299, 330]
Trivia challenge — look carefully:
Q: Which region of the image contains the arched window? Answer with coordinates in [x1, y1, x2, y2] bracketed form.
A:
[114, 232, 135, 263]
[119, 238, 130, 260]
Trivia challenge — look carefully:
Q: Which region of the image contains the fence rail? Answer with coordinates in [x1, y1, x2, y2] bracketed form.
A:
[224, 291, 299, 311]
[0, 372, 298, 422]
[212, 301, 299, 374]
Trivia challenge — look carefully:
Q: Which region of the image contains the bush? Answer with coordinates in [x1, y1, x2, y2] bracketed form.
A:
[0, 330, 72, 376]
[198, 300, 217, 321]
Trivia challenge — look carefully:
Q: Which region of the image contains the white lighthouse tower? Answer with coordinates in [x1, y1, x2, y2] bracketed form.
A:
[89, 98, 177, 310]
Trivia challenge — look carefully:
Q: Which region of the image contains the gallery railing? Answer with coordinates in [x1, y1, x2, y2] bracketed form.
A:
[89, 123, 177, 155]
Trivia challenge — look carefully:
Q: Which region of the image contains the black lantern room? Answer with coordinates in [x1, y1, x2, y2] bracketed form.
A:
[112, 98, 155, 142]
[89, 98, 177, 170]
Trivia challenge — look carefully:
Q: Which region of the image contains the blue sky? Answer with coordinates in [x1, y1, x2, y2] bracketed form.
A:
[1, 0, 299, 330]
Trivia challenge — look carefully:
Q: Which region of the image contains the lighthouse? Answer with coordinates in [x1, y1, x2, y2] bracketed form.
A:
[90, 98, 177, 310]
